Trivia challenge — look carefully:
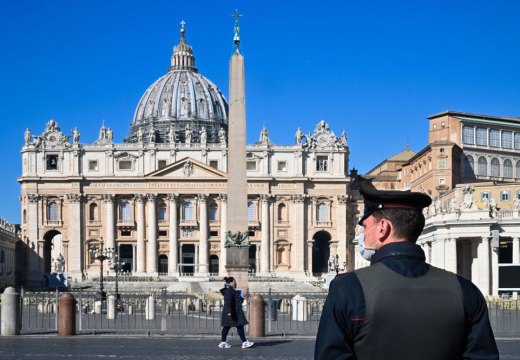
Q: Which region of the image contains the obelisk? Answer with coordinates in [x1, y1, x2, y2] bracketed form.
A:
[225, 10, 250, 291]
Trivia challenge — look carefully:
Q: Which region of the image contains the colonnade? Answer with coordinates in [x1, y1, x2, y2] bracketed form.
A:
[421, 236, 520, 297]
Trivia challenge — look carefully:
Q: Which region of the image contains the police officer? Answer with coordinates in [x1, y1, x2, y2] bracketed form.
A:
[315, 181, 498, 359]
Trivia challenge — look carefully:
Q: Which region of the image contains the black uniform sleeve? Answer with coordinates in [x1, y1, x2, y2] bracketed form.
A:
[457, 276, 499, 359]
[315, 274, 365, 360]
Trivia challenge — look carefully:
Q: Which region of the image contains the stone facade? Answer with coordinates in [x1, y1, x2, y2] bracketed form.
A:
[0, 218, 18, 290]
[18, 25, 354, 288]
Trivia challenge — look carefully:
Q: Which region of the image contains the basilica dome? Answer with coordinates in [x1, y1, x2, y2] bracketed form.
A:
[127, 25, 228, 144]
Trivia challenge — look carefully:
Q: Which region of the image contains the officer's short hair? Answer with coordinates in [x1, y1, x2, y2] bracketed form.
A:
[372, 208, 425, 242]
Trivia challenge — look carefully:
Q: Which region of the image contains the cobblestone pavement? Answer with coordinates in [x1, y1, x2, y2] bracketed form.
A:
[0, 336, 517, 359]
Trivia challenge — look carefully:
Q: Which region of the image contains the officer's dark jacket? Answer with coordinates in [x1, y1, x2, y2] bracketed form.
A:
[220, 284, 248, 327]
[314, 241, 499, 359]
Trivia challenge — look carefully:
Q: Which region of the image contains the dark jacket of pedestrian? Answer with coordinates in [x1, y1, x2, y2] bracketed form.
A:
[220, 283, 248, 327]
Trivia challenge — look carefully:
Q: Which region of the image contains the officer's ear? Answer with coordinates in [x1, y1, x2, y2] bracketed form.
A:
[378, 218, 393, 242]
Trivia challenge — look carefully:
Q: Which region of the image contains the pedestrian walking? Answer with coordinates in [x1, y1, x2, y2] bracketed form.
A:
[315, 180, 498, 359]
[218, 276, 254, 349]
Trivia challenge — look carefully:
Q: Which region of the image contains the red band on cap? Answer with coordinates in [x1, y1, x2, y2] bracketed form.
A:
[381, 204, 417, 210]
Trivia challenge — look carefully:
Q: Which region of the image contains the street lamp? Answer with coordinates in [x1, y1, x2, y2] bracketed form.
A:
[329, 254, 346, 275]
[109, 251, 126, 310]
[89, 243, 112, 301]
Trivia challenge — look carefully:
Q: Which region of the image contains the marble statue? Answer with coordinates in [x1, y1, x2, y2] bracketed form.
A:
[199, 126, 207, 145]
[218, 127, 226, 145]
[185, 124, 192, 144]
[24, 128, 31, 145]
[295, 128, 304, 145]
[72, 128, 80, 143]
[106, 128, 113, 142]
[260, 127, 269, 143]
[137, 127, 143, 142]
[168, 126, 175, 144]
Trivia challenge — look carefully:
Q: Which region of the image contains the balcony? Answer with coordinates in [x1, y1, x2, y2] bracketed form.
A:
[116, 220, 136, 228]
[180, 219, 198, 228]
[248, 220, 260, 228]
[315, 221, 332, 228]
[45, 220, 63, 227]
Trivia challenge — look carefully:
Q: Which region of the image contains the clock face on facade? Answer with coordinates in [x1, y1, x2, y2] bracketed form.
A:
[46, 132, 59, 145]
[316, 133, 330, 148]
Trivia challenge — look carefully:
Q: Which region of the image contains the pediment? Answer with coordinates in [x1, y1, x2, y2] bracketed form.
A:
[146, 157, 226, 179]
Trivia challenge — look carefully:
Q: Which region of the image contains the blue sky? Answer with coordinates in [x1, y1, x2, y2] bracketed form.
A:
[1, 0, 520, 223]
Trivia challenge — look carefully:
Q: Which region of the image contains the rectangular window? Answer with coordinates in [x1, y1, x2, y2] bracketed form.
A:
[476, 127, 487, 146]
[277, 161, 287, 172]
[439, 178, 446, 185]
[209, 160, 219, 169]
[501, 190, 510, 201]
[489, 129, 500, 147]
[515, 133, 520, 149]
[502, 131, 513, 149]
[246, 161, 257, 171]
[248, 230, 255, 237]
[120, 229, 131, 237]
[89, 160, 98, 171]
[158, 160, 167, 169]
[481, 191, 490, 201]
[462, 126, 474, 144]
[517, 190, 520, 200]
[159, 230, 167, 237]
[210, 230, 219, 237]
[46, 155, 59, 170]
[316, 156, 328, 172]
[118, 160, 132, 170]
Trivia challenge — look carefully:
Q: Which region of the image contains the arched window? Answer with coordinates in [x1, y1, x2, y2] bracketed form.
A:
[478, 157, 487, 176]
[247, 202, 256, 222]
[23, 209, 27, 224]
[516, 160, 520, 179]
[182, 201, 193, 221]
[491, 158, 500, 177]
[118, 200, 131, 221]
[158, 203, 167, 221]
[503, 159, 513, 178]
[0, 250, 4, 263]
[209, 204, 218, 221]
[277, 203, 287, 222]
[464, 155, 474, 177]
[89, 203, 98, 221]
[316, 203, 328, 222]
[48, 202, 59, 221]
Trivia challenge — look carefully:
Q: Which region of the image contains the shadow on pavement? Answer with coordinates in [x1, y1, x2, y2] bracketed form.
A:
[253, 340, 293, 347]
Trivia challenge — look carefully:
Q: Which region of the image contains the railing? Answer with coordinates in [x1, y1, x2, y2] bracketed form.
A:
[16, 290, 519, 338]
[487, 298, 520, 337]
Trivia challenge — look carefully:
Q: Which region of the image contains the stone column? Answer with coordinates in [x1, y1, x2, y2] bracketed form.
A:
[290, 194, 306, 274]
[146, 194, 157, 274]
[66, 194, 83, 280]
[135, 195, 146, 274]
[27, 194, 40, 275]
[478, 236, 491, 296]
[198, 194, 208, 275]
[102, 194, 115, 250]
[336, 195, 348, 266]
[491, 245, 499, 296]
[167, 194, 179, 275]
[432, 238, 445, 268]
[260, 194, 271, 274]
[219, 194, 227, 275]
[445, 238, 457, 274]
[513, 237, 520, 264]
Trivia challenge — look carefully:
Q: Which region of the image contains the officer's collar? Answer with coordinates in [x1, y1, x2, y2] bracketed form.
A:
[371, 241, 425, 264]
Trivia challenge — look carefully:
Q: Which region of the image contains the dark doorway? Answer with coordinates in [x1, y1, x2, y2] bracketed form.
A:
[249, 245, 257, 273]
[209, 255, 219, 275]
[158, 254, 168, 274]
[119, 244, 133, 273]
[43, 230, 61, 274]
[181, 244, 195, 274]
[312, 231, 331, 275]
